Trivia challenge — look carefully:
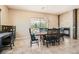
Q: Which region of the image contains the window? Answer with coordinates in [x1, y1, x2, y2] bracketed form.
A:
[30, 17, 48, 34]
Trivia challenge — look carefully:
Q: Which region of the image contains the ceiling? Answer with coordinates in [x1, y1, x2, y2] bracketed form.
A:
[7, 5, 79, 15]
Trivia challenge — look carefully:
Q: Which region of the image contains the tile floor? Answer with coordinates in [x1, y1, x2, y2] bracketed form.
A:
[1, 37, 79, 54]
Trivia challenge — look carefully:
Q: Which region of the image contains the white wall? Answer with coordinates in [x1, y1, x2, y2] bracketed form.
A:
[60, 11, 73, 39]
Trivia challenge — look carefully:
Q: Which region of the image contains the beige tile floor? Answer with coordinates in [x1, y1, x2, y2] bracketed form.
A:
[1, 37, 79, 54]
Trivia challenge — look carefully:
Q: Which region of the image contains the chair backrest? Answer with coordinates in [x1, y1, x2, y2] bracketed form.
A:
[59, 28, 64, 33]
[29, 28, 36, 41]
[47, 28, 59, 34]
[2, 25, 16, 37]
[29, 28, 31, 36]
[52, 28, 60, 34]
[52, 28, 60, 38]
[64, 28, 70, 36]
[45, 28, 60, 41]
[47, 29, 53, 35]
[46, 29, 55, 41]
[2, 25, 13, 32]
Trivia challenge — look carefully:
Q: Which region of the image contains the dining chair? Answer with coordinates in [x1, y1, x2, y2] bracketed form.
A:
[52, 28, 60, 45]
[45, 29, 56, 47]
[59, 28, 64, 41]
[29, 28, 39, 47]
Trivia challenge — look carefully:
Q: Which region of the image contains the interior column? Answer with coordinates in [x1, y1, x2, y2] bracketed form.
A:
[73, 9, 77, 39]
[58, 15, 60, 28]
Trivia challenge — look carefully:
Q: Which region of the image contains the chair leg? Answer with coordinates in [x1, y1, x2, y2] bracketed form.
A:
[46, 42, 48, 47]
[62, 36, 64, 41]
[43, 40, 45, 45]
[37, 40, 39, 46]
[57, 40, 60, 45]
[30, 41, 32, 47]
[10, 44, 12, 49]
[13, 42, 15, 46]
[52, 41, 55, 46]
[58, 40, 60, 45]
